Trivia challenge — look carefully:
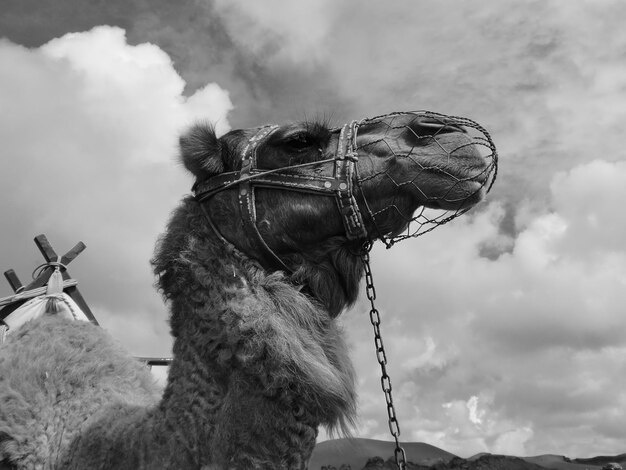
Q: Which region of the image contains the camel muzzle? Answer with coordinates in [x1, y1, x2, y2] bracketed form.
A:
[352, 111, 498, 248]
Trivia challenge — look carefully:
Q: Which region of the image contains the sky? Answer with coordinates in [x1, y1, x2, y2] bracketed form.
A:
[1, 0, 625, 459]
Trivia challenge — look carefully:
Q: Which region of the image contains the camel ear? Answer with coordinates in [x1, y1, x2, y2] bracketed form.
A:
[179, 123, 224, 177]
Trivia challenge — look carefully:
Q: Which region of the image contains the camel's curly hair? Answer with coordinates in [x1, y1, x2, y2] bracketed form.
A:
[152, 197, 357, 435]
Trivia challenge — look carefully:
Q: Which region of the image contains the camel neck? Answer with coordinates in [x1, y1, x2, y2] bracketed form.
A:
[155, 230, 262, 467]
[157, 338, 226, 467]
[150, 202, 356, 468]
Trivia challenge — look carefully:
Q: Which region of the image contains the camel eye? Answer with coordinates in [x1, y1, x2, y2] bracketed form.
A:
[282, 133, 315, 151]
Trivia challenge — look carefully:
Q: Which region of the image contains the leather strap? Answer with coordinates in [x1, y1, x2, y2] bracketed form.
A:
[334, 122, 367, 240]
[195, 170, 348, 201]
[194, 121, 370, 272]
[237, 126, 291, 272]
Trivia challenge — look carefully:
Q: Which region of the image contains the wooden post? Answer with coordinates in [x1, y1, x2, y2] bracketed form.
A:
[32, 235, 98, 325]
[0, 235, 99, 325]
[135, 357, 173, 369]
[3, 270, 24, 293]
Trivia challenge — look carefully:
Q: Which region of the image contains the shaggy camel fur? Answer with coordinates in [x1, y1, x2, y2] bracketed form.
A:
[0, 113, 495, 469]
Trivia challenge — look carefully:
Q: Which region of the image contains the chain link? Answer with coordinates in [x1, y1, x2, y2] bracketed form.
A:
[362, 245, 407, 470]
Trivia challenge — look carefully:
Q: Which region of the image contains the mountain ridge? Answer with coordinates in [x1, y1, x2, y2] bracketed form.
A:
[310, 438, 625, 470]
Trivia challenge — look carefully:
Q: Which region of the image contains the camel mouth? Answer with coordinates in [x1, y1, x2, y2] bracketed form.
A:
[423, 180, 487, 211]
[424, 149, 493, 211]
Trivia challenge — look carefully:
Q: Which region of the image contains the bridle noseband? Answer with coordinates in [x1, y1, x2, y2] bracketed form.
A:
[193, 122, 369, 273]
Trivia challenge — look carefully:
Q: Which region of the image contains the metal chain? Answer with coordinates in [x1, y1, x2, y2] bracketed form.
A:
[362, 244, 407, 470]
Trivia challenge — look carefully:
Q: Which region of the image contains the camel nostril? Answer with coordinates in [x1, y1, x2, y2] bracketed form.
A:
[408, 116, 467, 137]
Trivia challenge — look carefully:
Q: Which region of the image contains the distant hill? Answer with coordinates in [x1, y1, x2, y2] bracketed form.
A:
[522, 455, 594, 470]
[360, 454, 548, 469]
[309, 438, 456, 470]
[437, 454, 548, 470]
[310, 438, 625, 470]
[571, 454, 626, 467]
[523, 453, 626, 470]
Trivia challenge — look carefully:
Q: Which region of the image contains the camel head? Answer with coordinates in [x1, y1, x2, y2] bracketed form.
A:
[182, 111, 497, 316]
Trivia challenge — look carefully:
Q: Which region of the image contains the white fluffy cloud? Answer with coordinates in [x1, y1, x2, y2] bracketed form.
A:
[0, 26, 232, 354]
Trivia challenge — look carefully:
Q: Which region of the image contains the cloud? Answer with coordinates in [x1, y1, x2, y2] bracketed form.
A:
[550, 160, 626, 257]
[0, 26, 232, 355]
[340, 158, 626, 456]
[213, 0, 336, 65]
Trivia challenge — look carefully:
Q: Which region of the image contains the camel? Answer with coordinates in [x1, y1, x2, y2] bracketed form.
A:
[0, 111, 496, 469]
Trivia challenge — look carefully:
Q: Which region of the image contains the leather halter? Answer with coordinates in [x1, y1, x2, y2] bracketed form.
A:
[193, 122, 368, 273]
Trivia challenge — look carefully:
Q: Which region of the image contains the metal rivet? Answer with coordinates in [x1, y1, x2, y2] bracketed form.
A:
[339, 182, 348, 190]
[240, 188, 248, 196]
[324, 181, 332, 189]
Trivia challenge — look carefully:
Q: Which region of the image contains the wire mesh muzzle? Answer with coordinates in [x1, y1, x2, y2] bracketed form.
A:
[352, 111, 498, 248]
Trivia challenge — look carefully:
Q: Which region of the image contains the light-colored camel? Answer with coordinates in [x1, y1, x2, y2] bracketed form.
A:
[0, 112, 496, 469]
